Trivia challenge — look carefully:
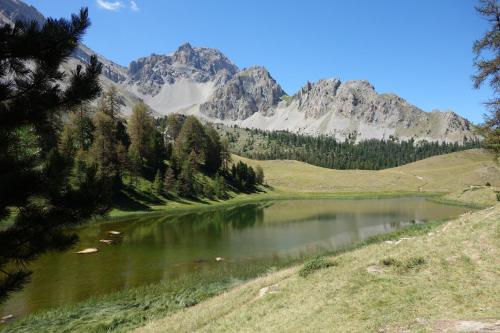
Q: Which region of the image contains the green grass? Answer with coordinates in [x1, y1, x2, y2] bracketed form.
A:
[1, 275, 232, 333]
[0, 259, 292, 333]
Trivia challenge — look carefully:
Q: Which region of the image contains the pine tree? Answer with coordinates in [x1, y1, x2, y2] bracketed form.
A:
[59, 105, 95, 159]
[127, 102, 155, 173]
[163, 167, 176, 193]
[204, 124, 223, 174]
[473, 0, 500, 154]
[220, 137, 232, 171]
[177, 150, 199, 197]
[177, 162, 194, 197]
[153, 169, 163, 195]
[214, 173, 227, 199]
[0, 8, 106, 302]
[175, 116, 208, 169]
[255, 165, 264, 185]
[127, 148, 141, 186]
[91, 106, 118, 179]
[166, 114, 184, 141]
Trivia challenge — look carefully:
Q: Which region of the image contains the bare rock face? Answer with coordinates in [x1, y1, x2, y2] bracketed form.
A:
[200, 66, 286, 120]
[275, 78, 476, 142]
[127, 43, 238, 96]
[72, 45, 128, 84]
[0, 0, 44, 26]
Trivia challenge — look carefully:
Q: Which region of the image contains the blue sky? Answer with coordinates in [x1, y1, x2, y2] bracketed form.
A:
[25, 0, 493, 123]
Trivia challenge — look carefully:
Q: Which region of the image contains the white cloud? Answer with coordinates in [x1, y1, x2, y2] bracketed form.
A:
[130, 0, 139, 11]
[96, 0, 125, 11]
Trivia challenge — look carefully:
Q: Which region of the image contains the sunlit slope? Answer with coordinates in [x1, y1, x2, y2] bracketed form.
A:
[235, 149, 500, 194]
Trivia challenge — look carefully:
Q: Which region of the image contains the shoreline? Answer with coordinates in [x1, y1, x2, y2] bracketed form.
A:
[105, 189, 482, 222]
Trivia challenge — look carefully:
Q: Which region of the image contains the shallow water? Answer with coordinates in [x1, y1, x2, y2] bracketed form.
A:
[0, 197, 470, 317]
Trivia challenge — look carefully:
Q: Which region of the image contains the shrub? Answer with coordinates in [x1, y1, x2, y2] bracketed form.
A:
[404, 256, 426, 270]
[299, 257, 335, 277]
[380, 256, 426, 273]
[381, 257, 397, 266]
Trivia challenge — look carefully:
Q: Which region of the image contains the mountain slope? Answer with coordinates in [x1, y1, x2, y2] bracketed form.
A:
[238, 79, 475, 142]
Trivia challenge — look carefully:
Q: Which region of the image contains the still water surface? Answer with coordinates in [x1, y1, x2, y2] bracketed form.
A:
[0, 198, 470, 317]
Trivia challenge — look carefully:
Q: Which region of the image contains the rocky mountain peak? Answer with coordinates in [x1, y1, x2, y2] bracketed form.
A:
[127, 44, 238, 96]
[172, 42, 195, 64]
[200, 66, 286, 121]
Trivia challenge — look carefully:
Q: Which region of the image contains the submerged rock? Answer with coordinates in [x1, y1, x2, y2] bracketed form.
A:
[0, 314, 14, 323]
[76, 248, 98, 254]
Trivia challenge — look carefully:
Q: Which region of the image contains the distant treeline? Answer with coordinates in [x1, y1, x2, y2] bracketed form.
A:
[228, 128, 482, 170]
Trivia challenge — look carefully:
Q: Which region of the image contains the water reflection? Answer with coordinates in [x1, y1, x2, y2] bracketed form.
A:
[0, 197, 469, 317]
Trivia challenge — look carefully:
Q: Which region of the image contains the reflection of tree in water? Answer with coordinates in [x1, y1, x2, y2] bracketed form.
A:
[124, 204, 267, 245]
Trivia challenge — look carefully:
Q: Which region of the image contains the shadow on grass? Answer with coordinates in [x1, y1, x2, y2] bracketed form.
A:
[122, 185, 165, 203]
[113, 191, 151, 212]
[113, 183, 268, 213]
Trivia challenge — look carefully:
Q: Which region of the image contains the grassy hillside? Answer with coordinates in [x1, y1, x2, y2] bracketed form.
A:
[135, 204, 500, 333]
[235, 149, 500, 205]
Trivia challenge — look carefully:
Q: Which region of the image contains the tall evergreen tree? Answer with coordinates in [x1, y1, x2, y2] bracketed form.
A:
[166, 113, 184, 141]
[0, 8, 107, 302]
[473, 0, 500, 153]
[214, 173, 227, 199]
[255, 165, 265, 185]
[127, 102, 155, 173]
[204, 123, 223, 174]
[175, 116, 208, 169]
[59, 104, 95, 159]
[153, 169, 163, 195]
[89, 88, 128, 188]
[220, 137, 232, 171]
[177, 155, 195, 197]
[163, 166, 176, 194]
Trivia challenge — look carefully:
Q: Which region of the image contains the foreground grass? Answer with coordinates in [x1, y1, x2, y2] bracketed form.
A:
[135, 204, 500, 333]
[0, 262, 286, 333]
